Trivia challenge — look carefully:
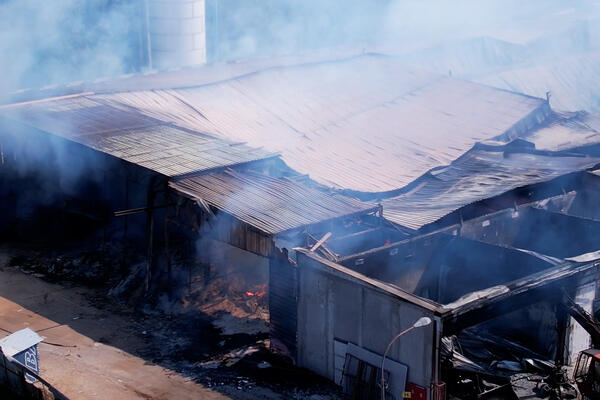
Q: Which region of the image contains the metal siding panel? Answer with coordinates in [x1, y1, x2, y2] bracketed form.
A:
[269, 253, 298, 358]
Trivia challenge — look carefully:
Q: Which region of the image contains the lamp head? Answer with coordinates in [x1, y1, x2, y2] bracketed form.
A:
[412, 317, 432, 328]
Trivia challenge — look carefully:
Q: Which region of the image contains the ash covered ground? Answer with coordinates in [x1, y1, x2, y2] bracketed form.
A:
[0, 241, 342, 399]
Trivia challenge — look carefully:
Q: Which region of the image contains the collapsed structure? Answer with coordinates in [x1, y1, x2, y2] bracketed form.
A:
[1, 54, 600, 399]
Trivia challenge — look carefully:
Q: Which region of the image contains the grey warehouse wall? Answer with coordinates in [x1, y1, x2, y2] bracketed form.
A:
[296, 252, 436, 393]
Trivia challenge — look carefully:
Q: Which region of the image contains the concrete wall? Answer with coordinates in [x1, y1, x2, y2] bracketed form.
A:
[147, 0, 206, 69]
[296, 252, 436, 395]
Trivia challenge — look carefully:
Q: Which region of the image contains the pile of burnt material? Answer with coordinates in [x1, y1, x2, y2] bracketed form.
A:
[442, 329, 578, 399]
[8, 242, 130, 286]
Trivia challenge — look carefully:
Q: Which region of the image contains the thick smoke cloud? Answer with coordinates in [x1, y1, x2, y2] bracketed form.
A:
[1, 0, 597, 100]
[0, 0, 144, 102]
[380, 0, 574, 47]
[0, 0, 144, 236]
[208, 0, 597, 60]
[205, 0, 390, 61]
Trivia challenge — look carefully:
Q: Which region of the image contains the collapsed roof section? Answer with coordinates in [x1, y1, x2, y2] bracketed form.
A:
[522, 111, 600, 151]
[299, 187, 600, 332]
[170, 169, 378, 235]
[272, 178, 600, 394]
[382, 138, 600, 231]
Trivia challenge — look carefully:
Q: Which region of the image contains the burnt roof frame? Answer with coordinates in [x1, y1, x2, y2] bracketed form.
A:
[298, 245, 600, 330]
[297, 199, 600, 328]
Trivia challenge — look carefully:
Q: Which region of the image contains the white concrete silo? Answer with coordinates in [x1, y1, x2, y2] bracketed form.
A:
[146, 0, 207, 69]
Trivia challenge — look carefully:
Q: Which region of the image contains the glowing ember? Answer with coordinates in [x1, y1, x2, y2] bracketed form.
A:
[244, 284, 267, 298]
[245, 290, 266, 298]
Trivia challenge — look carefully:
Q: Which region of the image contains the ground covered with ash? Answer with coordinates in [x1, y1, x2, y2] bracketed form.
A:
[4, 242, 342, 399]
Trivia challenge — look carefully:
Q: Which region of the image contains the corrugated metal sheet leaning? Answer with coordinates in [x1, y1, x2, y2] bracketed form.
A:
[170, 169, 378, 235]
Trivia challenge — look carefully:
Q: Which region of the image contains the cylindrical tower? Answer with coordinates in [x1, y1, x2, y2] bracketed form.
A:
[146, 0, 207, 69]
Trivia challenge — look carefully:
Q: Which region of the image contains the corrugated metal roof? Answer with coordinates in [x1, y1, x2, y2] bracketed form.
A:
[92, 54, 548, 193]
[4, 50, 364, 105]
[383, 143, 600, 230]
[2, 55, 598, 234]
[170, 169, 378, 235]
[522, 112, 600, 151]
[1, 96, 157, 139]
[388, 17, 600, 114]
[0, 95, 277, 178]
[476, 53, 600, 113]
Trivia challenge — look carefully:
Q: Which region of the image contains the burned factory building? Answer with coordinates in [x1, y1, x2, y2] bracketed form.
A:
[2, 28, 600, 400]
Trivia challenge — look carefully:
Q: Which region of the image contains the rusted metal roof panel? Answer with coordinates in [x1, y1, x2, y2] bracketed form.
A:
[170, 169, 378, 235]
[383, 143, 600, 231]
[92, 55, 548, 193]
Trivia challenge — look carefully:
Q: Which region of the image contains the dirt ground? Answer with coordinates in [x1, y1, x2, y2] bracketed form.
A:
[0, 243, 342, 400]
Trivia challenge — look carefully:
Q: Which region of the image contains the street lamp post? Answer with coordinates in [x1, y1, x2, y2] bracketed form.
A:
[380, 317, 432, 400]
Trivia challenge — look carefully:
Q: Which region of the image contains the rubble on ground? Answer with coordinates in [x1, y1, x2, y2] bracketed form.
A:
[442, 330, 579, 399]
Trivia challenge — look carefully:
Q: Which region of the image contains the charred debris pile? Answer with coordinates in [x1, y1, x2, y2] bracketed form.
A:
[2, 56, 600, 399]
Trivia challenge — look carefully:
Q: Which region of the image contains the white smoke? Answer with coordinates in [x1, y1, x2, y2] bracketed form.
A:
[0, 0, 143, 102]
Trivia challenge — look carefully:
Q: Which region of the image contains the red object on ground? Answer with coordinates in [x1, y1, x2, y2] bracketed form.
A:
[406, 383, 427, 400]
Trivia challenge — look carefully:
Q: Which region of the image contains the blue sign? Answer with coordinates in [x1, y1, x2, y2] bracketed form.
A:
[13, 345, 39, 383]
[0, 328, 42, 384]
